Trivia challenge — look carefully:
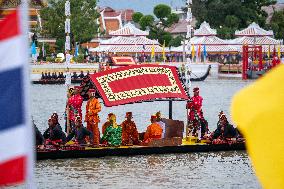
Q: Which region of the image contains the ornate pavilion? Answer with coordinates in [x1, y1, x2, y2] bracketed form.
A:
[89, 23, 164, 54]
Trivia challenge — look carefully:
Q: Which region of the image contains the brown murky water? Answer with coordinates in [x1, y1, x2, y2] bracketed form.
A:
[15, 78, 261, 189]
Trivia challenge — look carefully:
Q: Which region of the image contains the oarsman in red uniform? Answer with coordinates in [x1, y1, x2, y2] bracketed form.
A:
[272, 56, 281, 67]
[67, 87, 83, 130]
[187, 87, 203, 121]
[186, 87, 203, 137]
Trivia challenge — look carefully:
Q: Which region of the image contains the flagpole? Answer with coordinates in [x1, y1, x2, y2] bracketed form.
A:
[20, 0, 35, 188]
[65, 0, 72, 134]
[186, 0, 193, 63]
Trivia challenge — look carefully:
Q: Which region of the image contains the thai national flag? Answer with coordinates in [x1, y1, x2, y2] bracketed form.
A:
[0, 6, 34, 187]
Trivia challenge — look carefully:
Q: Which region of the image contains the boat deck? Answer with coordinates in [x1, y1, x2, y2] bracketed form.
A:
[37, 143, 245, 160]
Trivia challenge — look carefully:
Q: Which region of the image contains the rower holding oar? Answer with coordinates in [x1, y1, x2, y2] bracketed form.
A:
[66, 116, 94, 145]
[101, 113, 122, 147]
[143, 115, 163, 144]
[43, 118, 66, 145]
[121, 112, 139, 145]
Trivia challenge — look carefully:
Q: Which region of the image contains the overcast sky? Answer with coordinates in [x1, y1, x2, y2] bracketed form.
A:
[98, 0, 184, 14]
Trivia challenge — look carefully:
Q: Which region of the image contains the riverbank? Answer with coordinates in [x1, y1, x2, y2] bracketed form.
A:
[30, 62, 219, 80]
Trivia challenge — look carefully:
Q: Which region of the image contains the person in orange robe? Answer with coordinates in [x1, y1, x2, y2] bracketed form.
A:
[85, 89, 101, 145]
[101, 113, 114, 135]
[143, 115, 163, 143]
[121, 112, 139, 145]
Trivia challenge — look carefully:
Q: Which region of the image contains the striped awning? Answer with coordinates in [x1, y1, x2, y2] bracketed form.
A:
[170, 44, 238, 53]
[229, 36, 281, 45]
[191, 36, 227, 45]
[90, 44, 165, 53]
[109, 23, 148, 36]
[100, 36, 159, 45]
[235, 22, 274, 37]
[194, 21, 217, 36]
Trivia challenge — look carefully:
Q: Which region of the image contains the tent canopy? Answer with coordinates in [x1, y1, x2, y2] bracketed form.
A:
[88, 65, 189, 107]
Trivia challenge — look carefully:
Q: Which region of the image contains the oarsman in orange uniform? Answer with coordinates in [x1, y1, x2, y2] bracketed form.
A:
[102, 113, 114, 135]
[143, 115, 163, 143]
[121, 112, 139, 145]
[85, 89, 101, 145]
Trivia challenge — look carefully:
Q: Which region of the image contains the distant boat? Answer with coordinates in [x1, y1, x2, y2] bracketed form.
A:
[190, 65, 211, 81]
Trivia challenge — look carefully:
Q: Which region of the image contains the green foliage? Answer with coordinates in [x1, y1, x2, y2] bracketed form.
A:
[225, 15, 240, 29]
[269, 10, 284, 40]
[162, 32, 173, 46]
[191, 0, 276, 38]
[154, 4, 171, 20]
[37, 42, 51, 60]
[217, 26, 235, 39]
[73, 54, 84, 63]
[139, 15, 155, 30]
[169, 36, 183, 47]
[132, 12, 144, 23]
[40, 0, 100, 52]
[134, 4, 180, 47]
[46, 56, 55, 62]
[166, 13, 179, 27]
[55, 38, 65, 53]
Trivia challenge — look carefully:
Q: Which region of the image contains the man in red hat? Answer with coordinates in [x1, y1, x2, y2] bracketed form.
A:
[67, 87, 83, 131]
[186, 87, 203, 137]
[85, 89, 101, 145]
[187, 87, 203, 122]
[102, 113, 114, 135]
[143, 115, 163, 143]
[121, 112, 139, 145]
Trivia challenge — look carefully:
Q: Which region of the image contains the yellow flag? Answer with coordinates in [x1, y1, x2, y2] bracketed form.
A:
[231, 64, 284, 189]
[191, 44, 195, 60]
[162, 41, 166, 61]
[277, 44, 281, 59]
[267, 45, 270, 58]
[151, 43, 155, 60]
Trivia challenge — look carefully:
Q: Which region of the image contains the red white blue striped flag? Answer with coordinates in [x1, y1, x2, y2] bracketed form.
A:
[0, 4, 34, 187]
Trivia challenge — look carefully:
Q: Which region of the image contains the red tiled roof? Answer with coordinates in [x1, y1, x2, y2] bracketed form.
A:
[167, 19, 187, 34]
[104, 11, 120, 17]
[120, 9, 134, 22]
[100, 6, 133, 22]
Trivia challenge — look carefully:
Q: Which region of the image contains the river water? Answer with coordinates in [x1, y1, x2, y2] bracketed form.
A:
[16, 78, 261, 189]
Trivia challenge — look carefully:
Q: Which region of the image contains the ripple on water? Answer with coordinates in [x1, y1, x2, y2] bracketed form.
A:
[12, 78, 261, 189]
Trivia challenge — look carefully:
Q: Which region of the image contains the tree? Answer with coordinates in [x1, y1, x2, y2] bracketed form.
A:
[187, 0, 276, 39]
[132, 12, 144, 23]
[154, 4, 171, 20]
[169, 36, 183, 47]
[269, 10, 284, 40]
[166, 13, 179, 27]
[134, 4, 179, 46]
[40, 0, 100, 52]
[139, 15, 154, 30]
